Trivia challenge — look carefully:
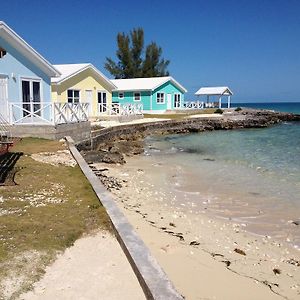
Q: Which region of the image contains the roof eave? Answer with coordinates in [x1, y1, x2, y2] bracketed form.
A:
[53, 64, 117, 90]
[0, 21, 61, 77]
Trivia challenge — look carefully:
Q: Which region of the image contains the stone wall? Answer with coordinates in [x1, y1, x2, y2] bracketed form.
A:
[77, 109, 300, 151]
[11, 121, 91, 143]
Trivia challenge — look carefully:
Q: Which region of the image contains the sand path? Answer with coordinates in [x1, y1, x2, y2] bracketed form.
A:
[19, 232, 145, 300]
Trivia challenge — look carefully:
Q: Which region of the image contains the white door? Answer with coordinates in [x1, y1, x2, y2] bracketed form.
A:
[0, 75, 9, 121]
[85, 90, 93, 116]
[98, 91, 107, 113]
[167, 94, 172, 110]
[21, 79, 41, 117]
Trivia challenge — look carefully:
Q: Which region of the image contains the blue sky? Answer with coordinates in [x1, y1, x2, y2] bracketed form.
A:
[1, 0, 300, 102]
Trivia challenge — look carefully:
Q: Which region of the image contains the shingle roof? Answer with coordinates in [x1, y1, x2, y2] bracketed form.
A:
[195, 87, 233, 96]
[51, 63, 116, 89]
[111, 76, 187, 92]
[0, 21, 60, 77]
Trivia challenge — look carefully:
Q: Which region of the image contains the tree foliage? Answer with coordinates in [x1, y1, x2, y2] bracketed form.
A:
[105, 28, 170, 78]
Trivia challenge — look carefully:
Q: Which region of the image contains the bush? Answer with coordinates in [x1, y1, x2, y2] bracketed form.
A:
[214, 108, 223, 114]
[235, 107, 242, 112]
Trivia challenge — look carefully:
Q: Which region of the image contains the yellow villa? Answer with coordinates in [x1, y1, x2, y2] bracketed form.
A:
[51, 63, 116, 118]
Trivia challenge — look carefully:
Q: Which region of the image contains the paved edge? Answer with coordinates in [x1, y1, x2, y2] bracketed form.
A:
[66, 136, 184, 300]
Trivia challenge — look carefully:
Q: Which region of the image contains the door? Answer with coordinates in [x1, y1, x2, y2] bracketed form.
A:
[0, 75, 9, 121]
[167, 94, 172, 110]
[85, 90, 93, 116]
[174, 94, 181, 108]
[21, 79, 41, 117]
[98, 91, 107, 113]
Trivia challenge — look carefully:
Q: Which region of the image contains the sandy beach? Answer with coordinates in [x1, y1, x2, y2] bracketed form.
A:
[92, 156, 300, 300]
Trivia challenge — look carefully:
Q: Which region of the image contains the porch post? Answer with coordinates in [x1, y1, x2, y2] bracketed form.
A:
[228, 95, 231, 108]
[219, 96, 222, 108]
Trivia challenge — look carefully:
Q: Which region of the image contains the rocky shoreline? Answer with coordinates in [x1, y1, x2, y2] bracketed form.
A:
[78, 109, 300, 164]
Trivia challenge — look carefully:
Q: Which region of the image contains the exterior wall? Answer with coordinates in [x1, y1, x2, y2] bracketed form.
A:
[151, 81, 185, 111]
[11, 121, 91, 142]
[51, 69, 113, 117]
[112, 80, 185, 113]
[0, 36, 51, 103]
[112, 90, 151, 107]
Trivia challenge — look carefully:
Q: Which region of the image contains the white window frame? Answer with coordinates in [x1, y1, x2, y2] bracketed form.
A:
[133, 92, 141, 101]
[118, 92, 124, 99]
[174, 93, 181, 108]
[67, 89, 80, 103]
[156, 92, 165, 104]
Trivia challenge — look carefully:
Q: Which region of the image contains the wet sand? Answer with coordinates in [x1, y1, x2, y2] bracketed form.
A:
[93, 156, 300, 300]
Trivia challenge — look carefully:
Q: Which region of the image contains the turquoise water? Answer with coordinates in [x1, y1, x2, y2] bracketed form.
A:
[144, 107, 300, 247]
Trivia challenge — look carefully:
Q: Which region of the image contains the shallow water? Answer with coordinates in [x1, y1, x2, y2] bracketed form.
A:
[142, 122, 300, 248]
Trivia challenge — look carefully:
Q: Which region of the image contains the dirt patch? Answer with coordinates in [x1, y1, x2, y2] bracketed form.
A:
[31, 150, 76, 167]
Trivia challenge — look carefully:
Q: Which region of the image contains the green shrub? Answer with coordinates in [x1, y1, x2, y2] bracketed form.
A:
[214, 108, 223, 114]
[235, 107, 242, 112]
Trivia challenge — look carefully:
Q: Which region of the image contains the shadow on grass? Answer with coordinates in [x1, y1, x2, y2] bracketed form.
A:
[0, 152, 23, 185]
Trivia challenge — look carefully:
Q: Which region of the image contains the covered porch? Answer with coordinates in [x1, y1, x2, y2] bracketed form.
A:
[195, 86, 233, 109]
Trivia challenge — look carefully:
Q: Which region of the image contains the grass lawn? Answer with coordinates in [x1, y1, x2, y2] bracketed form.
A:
[0, 138, 111, 299]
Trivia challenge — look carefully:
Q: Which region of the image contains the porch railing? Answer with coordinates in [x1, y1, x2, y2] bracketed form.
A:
[97, 103, 143, 116]
[54, 102, 89, 124]
[183, 101, 204, 109]
[9, 102, 89, 125]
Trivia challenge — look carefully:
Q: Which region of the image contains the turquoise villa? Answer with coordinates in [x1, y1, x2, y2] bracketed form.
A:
[111, 77, 187, 114]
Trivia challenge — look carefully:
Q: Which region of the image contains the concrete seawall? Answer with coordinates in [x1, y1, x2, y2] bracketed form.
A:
[66, 136, 184, 300]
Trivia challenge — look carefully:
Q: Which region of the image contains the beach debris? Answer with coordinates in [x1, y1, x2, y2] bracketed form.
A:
[211, 253, 224, 258]
[222, 260, 231, 267]
[292, 220, 300, 226]
[285, 258, 300, 267]
[189, 241, 200, 246]
[203, 158, 215, 161]
[169, 222, 176, 227]
[273, 268, 281, 275]
[164, 230, 185, 241]
[234, 248, 246, 256]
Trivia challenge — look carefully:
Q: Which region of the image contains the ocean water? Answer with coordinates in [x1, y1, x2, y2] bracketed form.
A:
[143, 103, 300, 247]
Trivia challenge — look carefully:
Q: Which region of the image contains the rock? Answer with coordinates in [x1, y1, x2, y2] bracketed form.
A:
[234, 248, 246, 256]
[273, 268, 281, 275]
[189, 241, 200, 246]
[285, 258, 300, 267]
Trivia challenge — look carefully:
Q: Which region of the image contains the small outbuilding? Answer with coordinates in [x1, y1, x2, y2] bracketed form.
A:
[195, 86, 233, 108]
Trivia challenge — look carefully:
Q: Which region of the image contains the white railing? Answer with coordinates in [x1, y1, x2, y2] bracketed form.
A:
[0, 112, 12, 140]
[97, 103, 143, 116]
[9, 102, 89, 125]
[54, 102, 89, 124]
[183, 101, 204, 109]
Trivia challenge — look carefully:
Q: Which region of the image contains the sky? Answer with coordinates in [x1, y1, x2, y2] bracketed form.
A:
[1, 0, 300, 102]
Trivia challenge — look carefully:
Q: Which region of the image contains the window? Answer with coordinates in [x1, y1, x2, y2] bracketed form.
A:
[174, 94, 181, 108]
[67, 89, 80, 103]
[118, 92, 124, 99]
[156, 92, 165, 104]
[134, 92, 141, 101]
[0, 47, 7, 59]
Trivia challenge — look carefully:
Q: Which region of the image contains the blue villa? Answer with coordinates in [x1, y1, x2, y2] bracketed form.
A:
[111, 76, 187, 113]
[0, 21, 60, 124]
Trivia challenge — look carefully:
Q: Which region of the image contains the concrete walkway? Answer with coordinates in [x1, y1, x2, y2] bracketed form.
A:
[19, 232, 145, 300]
